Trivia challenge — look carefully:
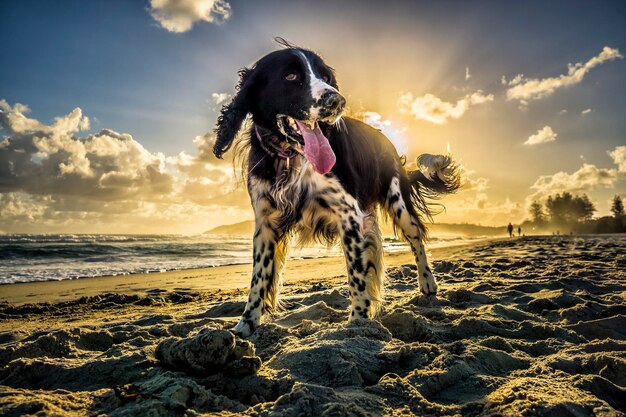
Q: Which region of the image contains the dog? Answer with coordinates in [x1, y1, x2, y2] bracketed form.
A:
[213, 40, 460, 337]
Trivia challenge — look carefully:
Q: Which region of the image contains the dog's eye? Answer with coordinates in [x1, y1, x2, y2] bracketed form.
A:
[285, 73, 298, 81]
[322, 75, 330, 83]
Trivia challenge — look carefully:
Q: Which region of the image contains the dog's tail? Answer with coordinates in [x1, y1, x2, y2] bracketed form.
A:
[406, 153, 461, 222]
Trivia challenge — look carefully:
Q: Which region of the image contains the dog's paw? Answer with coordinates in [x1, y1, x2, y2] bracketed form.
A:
[231, 319, 256, 338]
[419, 271, 438, 296]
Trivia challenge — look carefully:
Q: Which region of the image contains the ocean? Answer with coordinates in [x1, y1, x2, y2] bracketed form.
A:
[0, 233, 481, 285]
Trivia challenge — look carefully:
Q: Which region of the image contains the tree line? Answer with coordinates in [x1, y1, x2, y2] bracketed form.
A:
[525, 192, 625, 234]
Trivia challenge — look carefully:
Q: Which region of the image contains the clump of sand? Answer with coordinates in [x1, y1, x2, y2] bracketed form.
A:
[1, 235, 625, 416]
[156, 329, 261, 377]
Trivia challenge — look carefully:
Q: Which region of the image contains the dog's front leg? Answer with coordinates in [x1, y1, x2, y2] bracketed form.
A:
[232, 192, 286, 338]
[337, 203, 384, 321]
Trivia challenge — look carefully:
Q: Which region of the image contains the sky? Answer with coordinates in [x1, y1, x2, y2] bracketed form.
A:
[1, 0, 625, 234]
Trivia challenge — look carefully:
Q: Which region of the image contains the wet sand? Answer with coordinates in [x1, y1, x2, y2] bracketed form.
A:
[1, 235, 625, 416]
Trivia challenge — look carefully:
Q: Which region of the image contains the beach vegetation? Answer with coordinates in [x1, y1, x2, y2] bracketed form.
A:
[525, 192, 626, 234]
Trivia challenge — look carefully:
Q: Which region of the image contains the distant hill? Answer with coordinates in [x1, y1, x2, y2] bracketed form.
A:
[205, 220, 506, 237]
[430, 222, 505, 236]
[204, 220, 255, 236]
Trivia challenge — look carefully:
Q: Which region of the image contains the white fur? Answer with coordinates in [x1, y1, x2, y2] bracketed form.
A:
[417, 154, 454, 182]
[387, 177, 437, 295]
[296, 51, 337, 119]
[233, 159, 385, 336]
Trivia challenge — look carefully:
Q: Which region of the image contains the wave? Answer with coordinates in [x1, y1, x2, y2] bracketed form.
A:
[0, 233, 481, 285]
[0, 233, 193, 244]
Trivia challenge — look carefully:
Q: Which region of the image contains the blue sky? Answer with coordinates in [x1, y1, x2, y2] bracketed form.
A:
[1, 0, 625, 233]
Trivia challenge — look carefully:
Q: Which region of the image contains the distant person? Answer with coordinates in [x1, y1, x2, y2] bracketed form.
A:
[518, 226, 521, 237]
[507, 223, 513, 238]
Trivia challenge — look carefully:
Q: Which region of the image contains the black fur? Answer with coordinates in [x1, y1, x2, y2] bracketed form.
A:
[214, 46, 340, 159]
[214, 42, 460, 336]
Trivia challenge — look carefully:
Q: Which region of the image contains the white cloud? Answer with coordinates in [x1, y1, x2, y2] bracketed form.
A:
[465, 67, 471, 81]
[441, 187, 523, 225]
[528, 163, 619, 205]
[526, 146, 626, 207]
[0, 191, 251, 235]
[463, 173, 489, 192]
[0, 117, 173, 199]
[456, 194, 521, 218]
[504, 74, 525, 86]
[0, 193, 48, 223]
[581, 108, 592, 115]
[558, 109, 568, 115]
[506, 46, 623, 103]
[399, 91, 493, 124]
[361, 111, 408, 155]
[435, 165, 523, 225]
[211, 92, 231, 106]
[0, 99, 249, 234]
[609, 146, 626, 173]
[0, 99, 89, 135]
[149, 0, 231, 33]
[524, 126, 557, 146]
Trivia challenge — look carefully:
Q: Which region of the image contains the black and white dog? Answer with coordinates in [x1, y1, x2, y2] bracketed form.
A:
[213, 41, 460, 337]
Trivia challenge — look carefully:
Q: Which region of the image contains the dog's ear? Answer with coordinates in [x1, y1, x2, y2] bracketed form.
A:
[213, 67, 256, 159]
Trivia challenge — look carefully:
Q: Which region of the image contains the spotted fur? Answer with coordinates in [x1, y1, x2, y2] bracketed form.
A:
[215, 42, 460, 337]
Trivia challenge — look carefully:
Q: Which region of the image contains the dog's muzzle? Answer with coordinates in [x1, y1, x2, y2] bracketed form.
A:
[319, 92, 346, 120]
[322, 91, 346, 113]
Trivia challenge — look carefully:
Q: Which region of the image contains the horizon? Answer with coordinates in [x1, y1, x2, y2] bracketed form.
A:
[1, 0, 626, 234]
[0, 216, 593, 237]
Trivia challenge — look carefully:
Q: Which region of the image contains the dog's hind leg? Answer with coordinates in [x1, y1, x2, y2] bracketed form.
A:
[232, 184, 288, 337]
[386, 176, 437, 295]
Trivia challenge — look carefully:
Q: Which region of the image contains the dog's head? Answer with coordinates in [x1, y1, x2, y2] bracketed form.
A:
[213, 43, 346, 174]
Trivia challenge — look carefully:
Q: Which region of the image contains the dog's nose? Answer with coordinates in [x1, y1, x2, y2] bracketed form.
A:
[322, 91, 346, 111]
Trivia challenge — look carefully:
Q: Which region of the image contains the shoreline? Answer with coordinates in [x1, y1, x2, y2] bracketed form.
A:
[0, 238, 497, 306]
[0, 234, 494, 286]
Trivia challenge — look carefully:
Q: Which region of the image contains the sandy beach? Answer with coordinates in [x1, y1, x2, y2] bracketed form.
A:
[1, 235, 625, 416]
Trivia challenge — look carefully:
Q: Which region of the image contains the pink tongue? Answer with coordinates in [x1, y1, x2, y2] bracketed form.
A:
[295, 121, 336, 174]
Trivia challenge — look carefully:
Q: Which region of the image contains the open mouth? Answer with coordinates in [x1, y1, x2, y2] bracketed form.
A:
[273, 114, 337, 175]
[276, 115, 312, 144]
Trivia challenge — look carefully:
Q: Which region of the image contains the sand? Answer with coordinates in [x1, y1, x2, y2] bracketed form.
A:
[0, 235, 625, 416]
